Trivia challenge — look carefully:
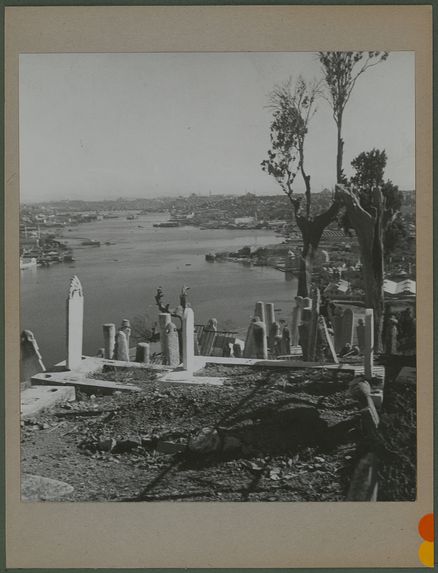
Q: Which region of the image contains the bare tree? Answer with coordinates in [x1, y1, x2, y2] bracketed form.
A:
[261, 77, 340, 297]
[318, 52, 388, 183]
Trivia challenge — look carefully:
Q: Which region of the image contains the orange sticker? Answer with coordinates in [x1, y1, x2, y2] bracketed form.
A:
[419, 513, 435, 543]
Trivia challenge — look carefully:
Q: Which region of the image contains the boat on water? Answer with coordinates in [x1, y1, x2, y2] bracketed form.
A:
[81, 239, 101, 247]
[153, 221, 180, 228]
[20, 257, 37, 270]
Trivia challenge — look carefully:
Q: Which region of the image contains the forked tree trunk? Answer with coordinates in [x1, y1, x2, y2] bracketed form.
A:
[336, 185, 385, 351]
[295, 201, 340, 298]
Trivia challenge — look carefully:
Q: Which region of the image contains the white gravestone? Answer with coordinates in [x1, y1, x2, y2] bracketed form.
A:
[182, 307, 195, 372]
[66, 275, 84, 370]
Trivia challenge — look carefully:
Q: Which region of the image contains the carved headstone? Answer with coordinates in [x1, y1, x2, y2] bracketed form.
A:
[164, 322, 180, 367]
[66, 275, 84, 370]
[182, 307, 195, 372]
[21, 330, 45, 384]
[103, 323, 116, 359]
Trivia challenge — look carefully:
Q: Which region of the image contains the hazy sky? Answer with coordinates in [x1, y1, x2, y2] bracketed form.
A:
[20, 51, 414, 203]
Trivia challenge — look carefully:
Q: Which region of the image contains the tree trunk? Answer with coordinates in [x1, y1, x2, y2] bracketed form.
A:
[336, 118, 344, 184]
[297, 240, 315, 298]
[335, 185, 385, 351]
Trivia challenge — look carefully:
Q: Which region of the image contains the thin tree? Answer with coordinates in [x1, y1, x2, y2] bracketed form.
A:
[261, 77, 340, 297]
[318, 52, 388, 183]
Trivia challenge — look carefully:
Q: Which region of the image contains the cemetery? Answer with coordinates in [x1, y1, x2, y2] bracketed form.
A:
[20, 275, 416, 502]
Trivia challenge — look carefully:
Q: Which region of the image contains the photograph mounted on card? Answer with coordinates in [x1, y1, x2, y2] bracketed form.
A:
[5, 5, 433, 569]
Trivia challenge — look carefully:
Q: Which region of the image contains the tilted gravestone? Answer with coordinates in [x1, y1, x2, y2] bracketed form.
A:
[21, 330, 46, 384]
[200, 318, 217, 356]
[333, 309, 344, 354]
[66, 275, 84, 370]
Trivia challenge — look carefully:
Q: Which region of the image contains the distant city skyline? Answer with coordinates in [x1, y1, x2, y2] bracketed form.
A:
[20, 51, 415, 203]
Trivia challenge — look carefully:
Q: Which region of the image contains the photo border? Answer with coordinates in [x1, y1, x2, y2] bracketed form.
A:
[2, 1, 435, 570]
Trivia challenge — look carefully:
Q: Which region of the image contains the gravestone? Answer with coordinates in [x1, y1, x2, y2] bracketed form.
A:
[254, 301, 265, 324]
[120, 319, 131, 350]
[21, 330, 46, 384]
[364, 309, 374, 380]
[342, 308, 354, 348]
[291, 296, 304, 346]
[281, 325, 291, 355]
[356, 319, 365, 353]
[333, 308, 345, 354]
[200, 318, 217, 356]
[164, 322, 180, 367]
[66, 275, 84, 370]
[384, 316, 399, 355]
[135, 342, 150, 364]
[265, 303, 276, 331]
[182, 307, 195, 372]
[252, 318, 268, 359]
[307, 288, 321, 361]
[299, 298, 313, 360]
[103, 323, 116, 359]
[158, 313, 171, 357]
[319, 316, 339, 364]
[233, 342, 243, 358]
[243, 320, 256, 358]
[268, 321, 281, 357]
[114, 330, 129, 362]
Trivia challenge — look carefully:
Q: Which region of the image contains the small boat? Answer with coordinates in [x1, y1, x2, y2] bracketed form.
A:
[81, 239, 101, 247]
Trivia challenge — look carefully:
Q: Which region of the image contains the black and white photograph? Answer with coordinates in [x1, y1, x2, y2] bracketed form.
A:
[19, 50, 417, 503]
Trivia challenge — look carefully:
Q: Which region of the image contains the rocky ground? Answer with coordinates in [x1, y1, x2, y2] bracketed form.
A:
[21, 363, 416, 502]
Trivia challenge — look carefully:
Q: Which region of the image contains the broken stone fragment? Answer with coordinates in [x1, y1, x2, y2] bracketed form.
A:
[188, 427, 221, 454]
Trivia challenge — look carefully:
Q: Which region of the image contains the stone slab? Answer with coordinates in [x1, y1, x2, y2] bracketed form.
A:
[21, 474, 74, 501]
[21, 385, 76, 419]
[395, 366, 416, 385]
[31, 373, 141, 394]
[159, 370, 225, 386]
